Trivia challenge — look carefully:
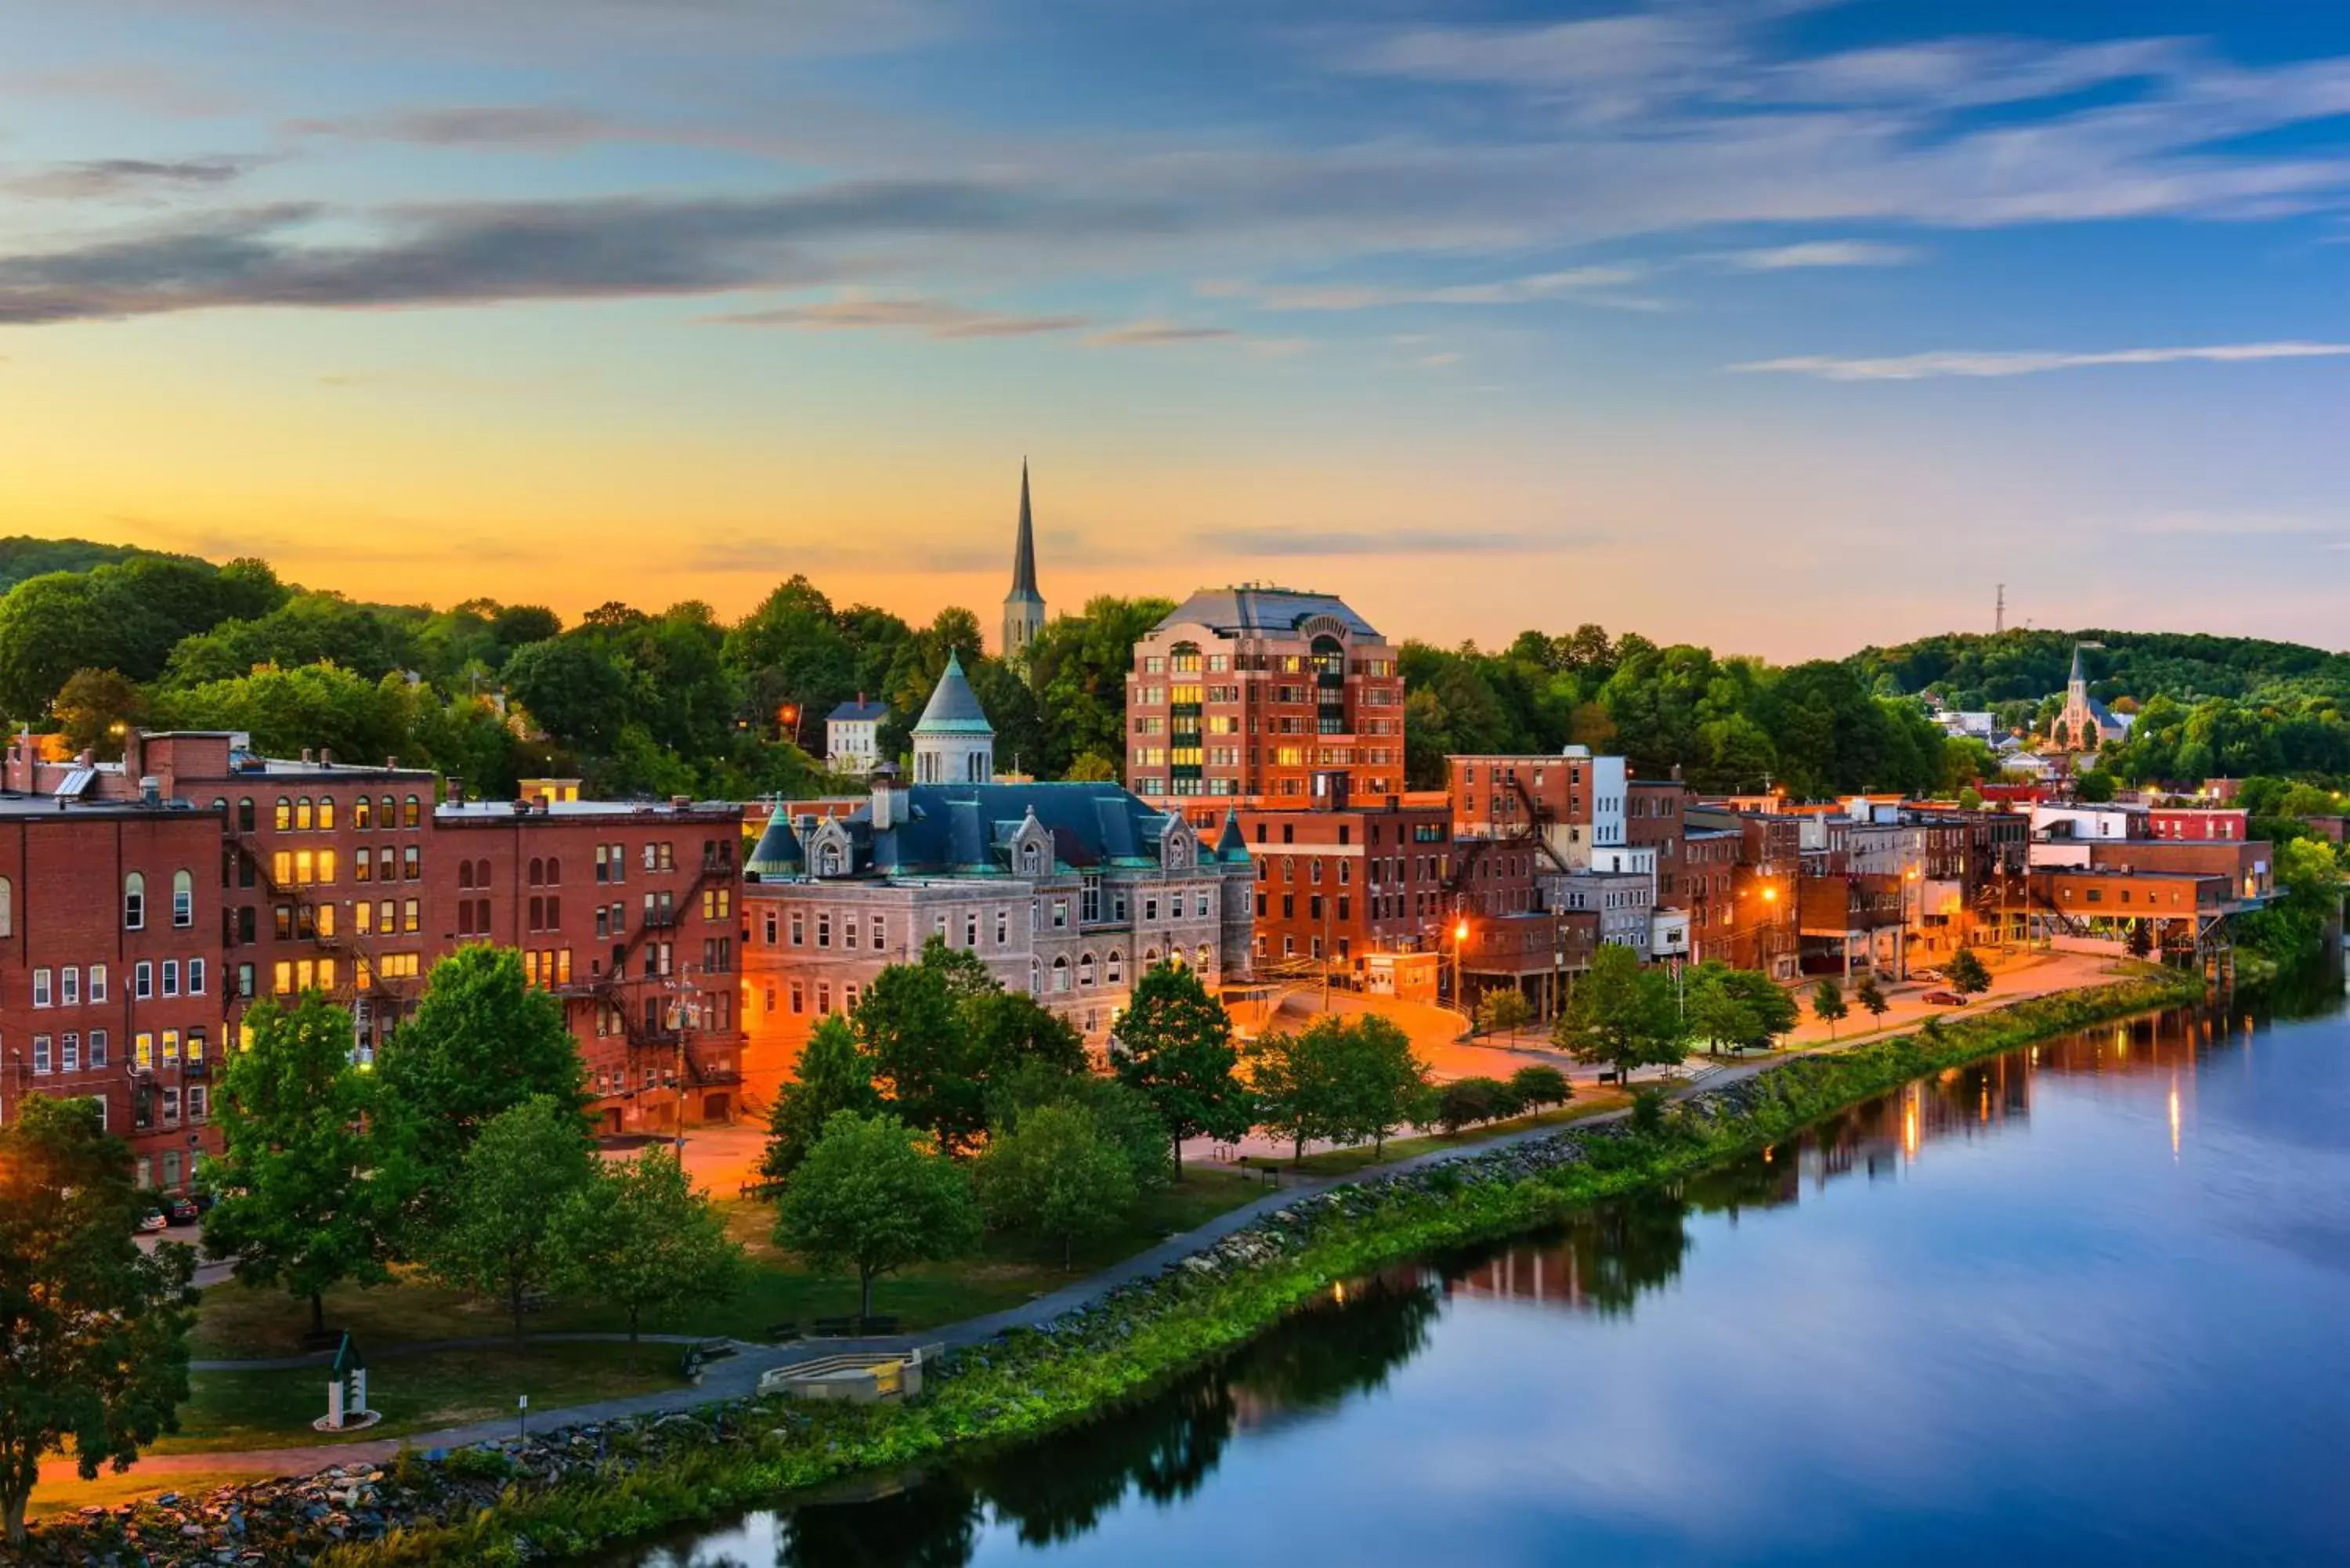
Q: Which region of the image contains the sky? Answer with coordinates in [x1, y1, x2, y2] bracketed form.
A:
[2, 0, 2348, 658]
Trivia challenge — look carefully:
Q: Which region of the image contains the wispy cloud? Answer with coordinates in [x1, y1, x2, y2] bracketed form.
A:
[2, 156, 262, 201]
[1191, 526, 1588, 558]
[284, 106, 625, 150]
[1084, 320, 1235, 347]
[1717, 240, 1921, 270]
[1729, 341, 2350, 381]
[710, 294, 1085, 338]
[1198, 266, 1647, 313]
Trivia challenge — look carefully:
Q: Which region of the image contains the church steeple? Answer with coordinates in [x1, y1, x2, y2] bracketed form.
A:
[1001, 461, 1046, 664]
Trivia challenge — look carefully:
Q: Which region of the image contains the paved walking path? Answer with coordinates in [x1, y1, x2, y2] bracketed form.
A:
[189, 1331, 723, 1373]
[56, 955, 2131, 1497]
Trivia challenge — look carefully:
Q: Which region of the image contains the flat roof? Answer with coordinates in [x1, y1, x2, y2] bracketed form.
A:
[436, 800, 740, 824]
[0, 793, 219, 821]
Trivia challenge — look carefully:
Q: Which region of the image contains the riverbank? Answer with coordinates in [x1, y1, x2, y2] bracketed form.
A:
[13, 968, 2207, 1567]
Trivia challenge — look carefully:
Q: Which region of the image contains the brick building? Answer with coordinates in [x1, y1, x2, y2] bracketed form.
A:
[2148, 807, 2251, 842]
[1237, 789, 1452, 980]
[1126, 587, 1404, 806]
[1, 730, 749, 1179]
[433, 795, 747, 1136]
[0, 794, 226, 1192]
[1449, 746, 1626, 869]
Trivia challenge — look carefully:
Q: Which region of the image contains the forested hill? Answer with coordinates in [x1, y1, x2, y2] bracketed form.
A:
[0, 536, 191, 593]
[1852, 630, 2350, 709]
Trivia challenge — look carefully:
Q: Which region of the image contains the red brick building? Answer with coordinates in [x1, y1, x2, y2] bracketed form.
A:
[1, 731, 747, 1183]
[434, 796, 746, 1136]
[2148, 807, 2251, 842]
[1238, 793, 1452, 977]
[0, 795, 227, 1191]
[1126, 587, 1405, 806]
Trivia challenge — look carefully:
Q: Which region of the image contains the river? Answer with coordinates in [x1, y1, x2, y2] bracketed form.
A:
[612, 996, 2350, 1567]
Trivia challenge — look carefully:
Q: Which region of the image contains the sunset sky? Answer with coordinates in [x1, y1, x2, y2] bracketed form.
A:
[4, 0, 2348, 656]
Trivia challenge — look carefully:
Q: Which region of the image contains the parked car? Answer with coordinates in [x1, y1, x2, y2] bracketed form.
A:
[164, 1195, 203, 1227]
[1910, 967, 1943, 984]
[1922, 989, 1969, 1006]
[135, 1204, 170, 1234]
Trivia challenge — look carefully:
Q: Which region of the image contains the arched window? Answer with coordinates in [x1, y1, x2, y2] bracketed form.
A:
[528, 857, 544, 887]
[458, 862, 475, 891]
[475, 858, 490, 887]
[546, 857, 560, 886]
[1021, 841, 1042, 874]
[403, 794, 421, 828]
[318, 797, 335, 830]
[1079, 952, 1096, 986]
[123, 872, 146, 930]
[295, 797, 313, 831]
[381, 794, 396, 827]
[237, 797, 255, 833]
[0, 876, 12, 938]
[820, 845, 844, 876]
[1050, 955, 1071, 993]
[1105, 950, 1123, 985]
[273, 797, 291, 831]
[171, 869, 193, 927]
[1143, 945, 1159, 965]
[1196, 943, 1213, 968]
[353, 794, 371, 829]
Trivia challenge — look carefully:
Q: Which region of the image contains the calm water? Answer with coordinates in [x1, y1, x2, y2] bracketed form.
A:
[617, 998, 2350, 1567]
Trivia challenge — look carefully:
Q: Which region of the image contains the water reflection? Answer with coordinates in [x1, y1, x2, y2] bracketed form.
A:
[613, 999, 2334, 1568]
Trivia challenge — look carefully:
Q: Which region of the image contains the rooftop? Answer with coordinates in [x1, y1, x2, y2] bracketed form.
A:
[1154, 586, 1383, 640]
[0, 792, 216, 820]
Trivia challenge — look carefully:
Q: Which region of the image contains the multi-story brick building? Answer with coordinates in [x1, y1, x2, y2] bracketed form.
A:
[743, 659, 1255, 1063]
[2148, 807, 2251, 842]
[1450, 746, 1626, 869]
[2, 730, 749, 1175]
[1237, 787, 1452, 980]
[433, 793, 747, 1136]
[0, 793, 226, 1192]
[1126, 587, 1404, 807]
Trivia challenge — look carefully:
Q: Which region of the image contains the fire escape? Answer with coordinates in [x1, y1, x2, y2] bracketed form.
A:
[559, 851, 741, 1093]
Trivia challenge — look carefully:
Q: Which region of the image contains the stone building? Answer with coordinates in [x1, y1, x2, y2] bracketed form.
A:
[742, 663, 1254, 1059]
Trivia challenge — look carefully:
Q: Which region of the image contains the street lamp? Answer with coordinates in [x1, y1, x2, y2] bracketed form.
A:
[1452, 911, 1470, 1017]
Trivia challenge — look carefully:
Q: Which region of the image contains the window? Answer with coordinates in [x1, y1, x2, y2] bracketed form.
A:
[237, 797, 256, 833]
[132, 961, 152, 999]
[790, 911, 804, 946]
[1052, 899, 1069, 929]
[296, 797, 313, 831]
[1107, 950, 1123, 984]
[403, 794, 421, 829]
[965, 911, 979, 948]
[403, 846, 420, 880]
[189, 957, 207, 995]
[356, 900, 374, 934]
[1052, 956, 1071, 992]
[162, 960, 180, 998]
[124, 871, 146, 930]
[996, 909, 1008, 945]
[0, 876, 9, 938]
[31, 1035, 51, 1075]
[88, 964, 107, 1003]
[546, 857, 561, 886]
[1079, 952, 1096, 986]
[378, 847, 394, 881]
[790, 981, 804, 1014]
[354, 794, 371, 829]
[872, 915, 886, 949]
[88, 1030, 107, 1068]
[274, 797, 292, 831]
[403, 899, 419, 933]
[318, 849, 337, 884]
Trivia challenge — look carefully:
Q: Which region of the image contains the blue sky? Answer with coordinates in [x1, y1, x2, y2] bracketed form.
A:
[2, 0, 2346, 654]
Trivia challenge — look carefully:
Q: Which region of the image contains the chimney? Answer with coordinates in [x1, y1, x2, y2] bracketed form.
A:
[385, 756, 398, 769]
[302, 748, 314, 764]
[320, 746, 334, 767]
[670, 794, 692, 811]
[446, 776, 465, 805]
[870, 761, 909, 832]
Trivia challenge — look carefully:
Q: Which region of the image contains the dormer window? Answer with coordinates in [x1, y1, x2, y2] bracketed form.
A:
[1021, 840, 1043, 875]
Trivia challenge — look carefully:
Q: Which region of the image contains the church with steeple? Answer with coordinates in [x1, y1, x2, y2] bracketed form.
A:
[2049, 642, 2133, 753]
[1001, 461, 1046, 664]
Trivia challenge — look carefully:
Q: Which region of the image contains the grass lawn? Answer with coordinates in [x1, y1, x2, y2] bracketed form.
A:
[1270, 1092, 1634, 1178]
[154, 1343, 685, 1454]
[192, 1165, 1267, 1362]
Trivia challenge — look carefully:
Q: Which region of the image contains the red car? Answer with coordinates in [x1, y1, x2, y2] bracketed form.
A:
[1923, 989, 1969, 1006]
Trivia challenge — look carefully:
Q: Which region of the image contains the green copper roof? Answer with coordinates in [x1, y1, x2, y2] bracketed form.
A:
[913, 650, 996, 735]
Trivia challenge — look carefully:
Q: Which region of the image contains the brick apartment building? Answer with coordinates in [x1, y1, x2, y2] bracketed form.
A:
[1126, 587, 1405, 806]
[0, 732, 747, 1184]
[1237, 788, 1453, 977]
[0, 794, 226, 1192]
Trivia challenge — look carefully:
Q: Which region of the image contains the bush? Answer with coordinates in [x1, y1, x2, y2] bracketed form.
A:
[1508, 1064, 1571, 1112]
[1433, 1077, 1506, 1133]
[1629, 1087, 1668, 1136]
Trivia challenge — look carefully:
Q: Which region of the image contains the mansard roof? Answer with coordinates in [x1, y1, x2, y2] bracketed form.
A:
[1155, 587, 1382, 640]
[801, 781, 1194, 879]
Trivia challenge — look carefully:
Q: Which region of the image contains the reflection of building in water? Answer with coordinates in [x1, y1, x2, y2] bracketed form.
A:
[1442, 1194, 1693, 1317]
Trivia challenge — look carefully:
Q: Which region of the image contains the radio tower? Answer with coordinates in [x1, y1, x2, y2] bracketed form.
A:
[1994, 583, 2005, 635]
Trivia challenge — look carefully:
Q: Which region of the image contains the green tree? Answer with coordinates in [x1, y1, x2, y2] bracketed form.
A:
[1323, 1015, 1432, 1157]
[1811, 977, 1849, 1039]
[1508, 1064, 1572, 1112]
[198, 994, 392, 1336]
[150, 661, 413, 766]
[854, 938, 1084, 1156]
[1433, 1076, 1506, 1133]
[775, 1111, 980, 1323]
[0, 1098, 197, 1545]
[1853, 974, 1891, 1027]
[52, 668, 146, 759]
[428, 1097, 598, 1343]
[1476, 988, 1534, 1044]
[562, 1146, 746, 1353]
[1239, 1028, 1323, 1165]
[1684, 959, 1759, 1056]
[375, 945, 589, 1223]
[974, 1102, 1137, 1268]
[988, 1064, 1173, 1193]
[1943, 947, 1993, 998]
[757, 1015, 880, 1187]
[1551, 945, 1685, 1084]
[1113, 962, 1253, 1176]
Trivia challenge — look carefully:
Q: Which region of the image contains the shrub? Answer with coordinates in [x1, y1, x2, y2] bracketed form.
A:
[1508, 1064, 1572, 1112]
